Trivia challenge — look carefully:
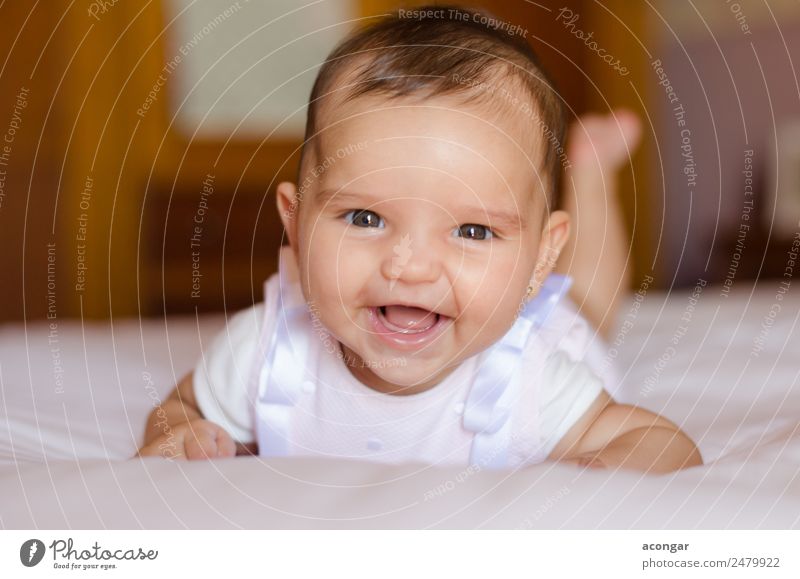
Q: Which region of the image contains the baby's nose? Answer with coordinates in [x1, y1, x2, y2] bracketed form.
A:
[380, 231, 442, 285]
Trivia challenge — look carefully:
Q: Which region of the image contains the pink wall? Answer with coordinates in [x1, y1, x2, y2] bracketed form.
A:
[652, 18, 800, 286]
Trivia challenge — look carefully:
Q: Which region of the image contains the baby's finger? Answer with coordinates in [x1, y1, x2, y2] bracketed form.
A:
[572, 455, 607, 469]
[136, 434, 187, 460]
[214, 429, 237, 458]
[195, 422, 236, 458]
[184, 431, 219, 460]
[157, 440, 186, 461]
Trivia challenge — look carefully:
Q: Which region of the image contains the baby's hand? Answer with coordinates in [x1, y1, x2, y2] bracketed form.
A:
[137, 419, 237, 460]
[563, 454, 607, 469]
[567, 108, 642, 173]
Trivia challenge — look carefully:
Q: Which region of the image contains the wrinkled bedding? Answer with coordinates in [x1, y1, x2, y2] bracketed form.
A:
[1, 282, 798, 528]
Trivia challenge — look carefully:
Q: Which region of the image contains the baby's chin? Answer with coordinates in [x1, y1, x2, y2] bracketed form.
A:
[341, 346, 458, 395]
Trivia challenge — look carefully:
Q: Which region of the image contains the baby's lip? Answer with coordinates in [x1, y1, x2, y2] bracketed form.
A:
[374, 301, 451, 319]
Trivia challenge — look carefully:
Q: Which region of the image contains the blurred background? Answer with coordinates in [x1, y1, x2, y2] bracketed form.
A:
[1, 0, 798, 322]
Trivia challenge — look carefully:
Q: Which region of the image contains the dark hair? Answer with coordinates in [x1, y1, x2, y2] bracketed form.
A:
[301, 4, 565, 202]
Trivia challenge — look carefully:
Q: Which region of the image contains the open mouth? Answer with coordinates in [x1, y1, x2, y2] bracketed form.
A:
[377, 305, 440, 334]
[368, 305, 450, 349]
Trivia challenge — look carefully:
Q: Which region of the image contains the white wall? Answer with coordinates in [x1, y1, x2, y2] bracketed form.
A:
[163, 0, 357, 139]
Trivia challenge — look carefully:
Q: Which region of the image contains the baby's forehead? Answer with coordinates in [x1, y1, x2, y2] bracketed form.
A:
[313, 91, 549, 178]
[307, 96, 550, 215]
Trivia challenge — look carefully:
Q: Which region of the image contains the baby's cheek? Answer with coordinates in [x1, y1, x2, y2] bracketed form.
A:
[457, 293, 518, 350]
[460, 262, 526, 306]
[460, 269, 526, 333]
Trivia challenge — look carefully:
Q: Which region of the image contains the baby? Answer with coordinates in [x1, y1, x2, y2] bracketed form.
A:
[138, 6, 701, 472]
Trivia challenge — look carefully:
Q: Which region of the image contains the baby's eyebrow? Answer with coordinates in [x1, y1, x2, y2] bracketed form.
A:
[461, 207, 528, 231]
[313, 188, 373, 207]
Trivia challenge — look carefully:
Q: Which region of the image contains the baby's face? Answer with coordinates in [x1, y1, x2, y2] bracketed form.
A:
[278, 95, 568, 394]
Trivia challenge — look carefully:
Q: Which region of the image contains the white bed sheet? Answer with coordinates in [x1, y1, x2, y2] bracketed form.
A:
[1, 283, 798, 528]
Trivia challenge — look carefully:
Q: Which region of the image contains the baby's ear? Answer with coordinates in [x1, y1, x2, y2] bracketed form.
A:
[531, 210, 570, 288]
[276, 181, 300, 248]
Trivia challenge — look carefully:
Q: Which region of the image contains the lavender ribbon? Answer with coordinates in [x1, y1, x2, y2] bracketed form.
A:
[256, 253, 311, 457]
[462, 274, 573, 469]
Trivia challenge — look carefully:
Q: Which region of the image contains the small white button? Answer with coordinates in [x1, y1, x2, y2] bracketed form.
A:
[454, 401, 465, 415]
[302, 380, 316, 394]
[366, 437, 383, 451]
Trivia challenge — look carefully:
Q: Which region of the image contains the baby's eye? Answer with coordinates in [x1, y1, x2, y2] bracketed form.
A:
[453, 223, 493, 240]
[344, 209, 385, 228]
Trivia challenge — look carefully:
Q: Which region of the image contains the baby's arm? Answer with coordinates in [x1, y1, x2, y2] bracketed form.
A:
[136, 372, 251, 460]
[548, 390, 702, 472]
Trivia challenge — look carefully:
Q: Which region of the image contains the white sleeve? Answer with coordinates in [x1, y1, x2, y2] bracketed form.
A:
[192, 304, 265, 444]
[546, 297, 620, 397]
[537, 350, 605, 458]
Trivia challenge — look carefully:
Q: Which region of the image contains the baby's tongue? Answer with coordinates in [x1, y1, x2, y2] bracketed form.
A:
[382, 305, 437, 331]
